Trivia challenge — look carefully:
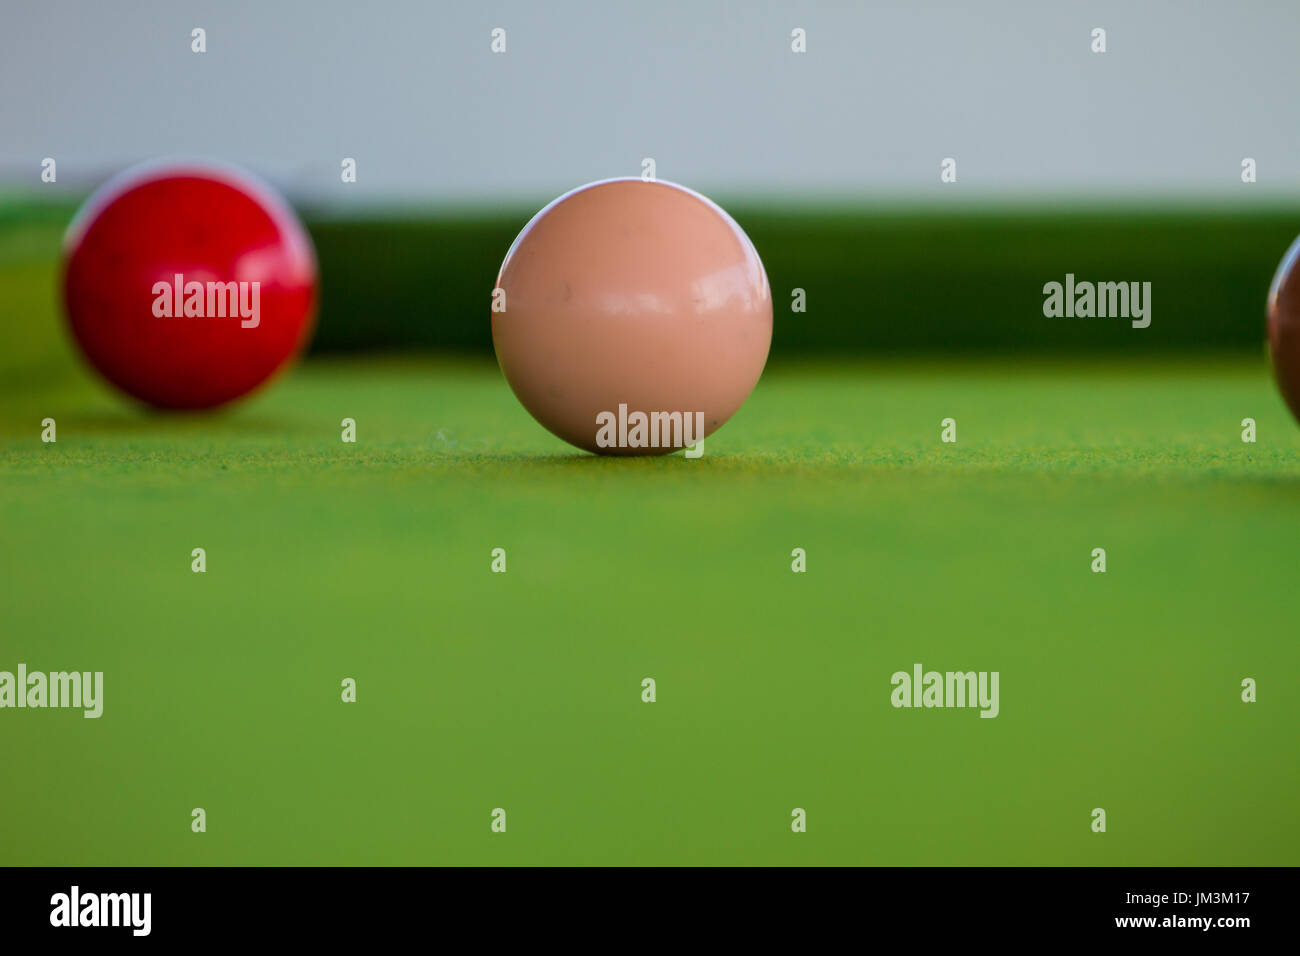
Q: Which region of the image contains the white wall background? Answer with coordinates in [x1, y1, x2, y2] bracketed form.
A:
[3, 0, 1299, 204]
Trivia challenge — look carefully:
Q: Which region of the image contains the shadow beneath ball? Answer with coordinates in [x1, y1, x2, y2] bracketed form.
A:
[68, 406, 306, 436]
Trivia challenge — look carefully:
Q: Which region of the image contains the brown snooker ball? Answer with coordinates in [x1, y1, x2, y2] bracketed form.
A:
[1268, 236, 1300, 424]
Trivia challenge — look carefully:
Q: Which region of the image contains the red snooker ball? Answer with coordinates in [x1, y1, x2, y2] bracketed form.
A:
[62, 161, 318, 409]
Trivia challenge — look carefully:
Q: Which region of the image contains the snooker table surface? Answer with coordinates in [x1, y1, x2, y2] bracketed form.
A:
[2, 354, 1297, 865]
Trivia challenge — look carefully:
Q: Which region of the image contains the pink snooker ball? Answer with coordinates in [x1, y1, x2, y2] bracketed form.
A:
[492, 179, 772, 455]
